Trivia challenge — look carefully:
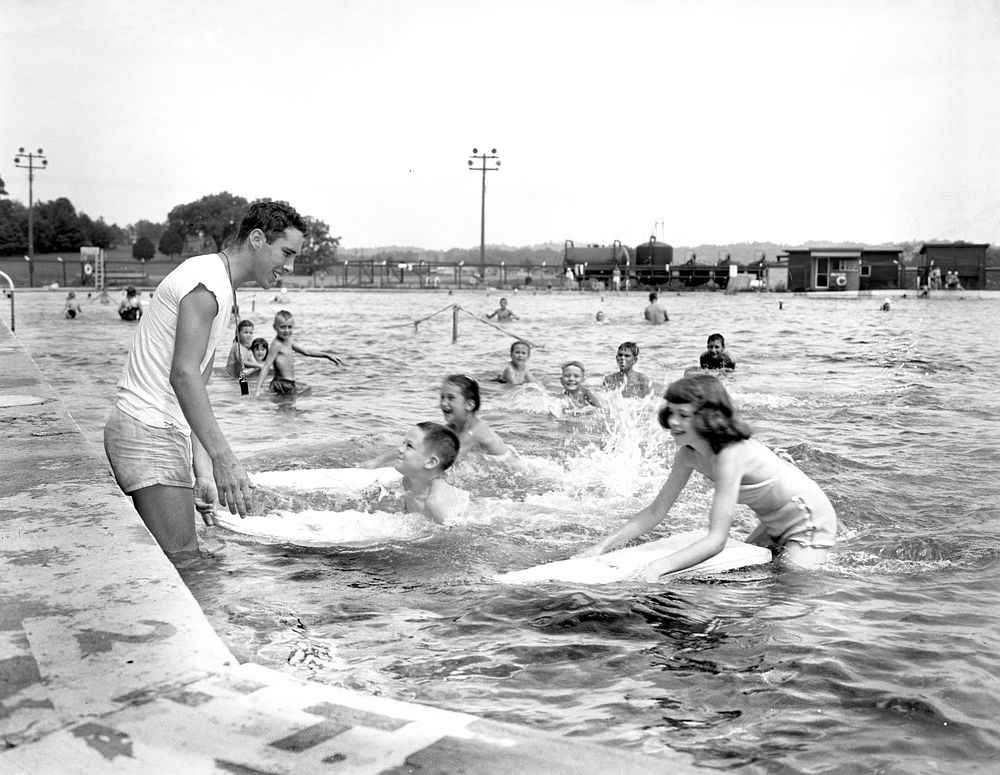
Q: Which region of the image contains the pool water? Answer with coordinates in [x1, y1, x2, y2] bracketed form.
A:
[14, 287, 1000, 773]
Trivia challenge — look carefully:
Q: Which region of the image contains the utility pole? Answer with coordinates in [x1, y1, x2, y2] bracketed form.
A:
[14, 147, 48, 287]
[468, 147, 500, 282]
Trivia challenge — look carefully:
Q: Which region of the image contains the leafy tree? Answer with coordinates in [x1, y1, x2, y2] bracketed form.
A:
[133, 236, 155, 262]
[30, 212, 57, 254]
[294, 216, 340, 275]
[131, 219, 165, 243]
[36, 197, 84, 252]
[167, 191, 248, 252]
[106, 223, 127, 249]
[0, 199, 26, 254]
[158, 229, 184, 257]
[78, 213, 116, 249]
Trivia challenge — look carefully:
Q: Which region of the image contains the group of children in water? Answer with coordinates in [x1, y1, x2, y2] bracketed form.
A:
[226, 311, 341, 396]
[497, 332, 736, 403]
[234, 303, 835, 578]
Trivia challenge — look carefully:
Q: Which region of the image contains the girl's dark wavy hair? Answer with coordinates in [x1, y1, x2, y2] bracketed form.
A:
[445, 374, 481, 411]
[658, 374, 752, 453]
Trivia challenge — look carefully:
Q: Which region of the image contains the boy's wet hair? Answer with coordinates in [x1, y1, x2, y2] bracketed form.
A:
[445, 374, 481, 411]
[562, 360, 586, 376]
[617, 341, 639, 357]
[510, 340, 531, 356]
[237, 200, 309, 244]
[274, 309, 293, 324]
[416, 421, 460, 470]
[658, 374, 752, 453]
[648, 292, 658, 302]
[707, 333, 725, 346]
[237, 319, 254, 332]
[250, 337, 268, 351]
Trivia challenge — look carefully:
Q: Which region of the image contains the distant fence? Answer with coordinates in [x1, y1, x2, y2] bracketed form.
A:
[0, 256, 183, 289]
[0, 256, 575, 291]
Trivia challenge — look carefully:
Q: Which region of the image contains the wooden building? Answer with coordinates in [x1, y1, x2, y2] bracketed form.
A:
[918, 242, 991, 290]
[780, 247, 904, 291]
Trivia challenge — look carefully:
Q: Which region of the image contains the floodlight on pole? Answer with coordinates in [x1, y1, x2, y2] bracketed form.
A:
[14, 147, 48, 287]
[468, 147, 501, 281]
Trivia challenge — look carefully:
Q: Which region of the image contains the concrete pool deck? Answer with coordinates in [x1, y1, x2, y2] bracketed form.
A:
[0, 321, 697, 773]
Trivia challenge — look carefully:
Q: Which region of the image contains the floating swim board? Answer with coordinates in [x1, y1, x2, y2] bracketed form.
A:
[212, 508, 432, 548]
[250, 467, 402, 492]
[494, 531, 772, 584]
[212, 468, 418, 547]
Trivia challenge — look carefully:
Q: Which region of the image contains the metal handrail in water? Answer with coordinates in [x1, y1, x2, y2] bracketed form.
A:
[0, 271, 14, 332]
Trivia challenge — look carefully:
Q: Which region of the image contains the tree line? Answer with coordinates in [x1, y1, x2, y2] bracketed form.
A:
[0, 195, 126, 255]
[0, 185, 340, 275]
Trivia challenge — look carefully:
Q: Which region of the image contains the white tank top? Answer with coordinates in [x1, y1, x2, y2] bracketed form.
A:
[115, 253, 233, 434]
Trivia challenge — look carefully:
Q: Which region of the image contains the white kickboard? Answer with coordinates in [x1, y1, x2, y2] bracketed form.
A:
[212, 508, 431, 548]
[494, 531, 772, 584]
[250, 467, 402, 492]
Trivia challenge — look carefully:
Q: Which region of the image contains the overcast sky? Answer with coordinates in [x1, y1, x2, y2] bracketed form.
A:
[2, 0, 998, 249]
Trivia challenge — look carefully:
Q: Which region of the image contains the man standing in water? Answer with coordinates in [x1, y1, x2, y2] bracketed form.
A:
[104, 200, 308, 557]
[643, 291, 669, 323]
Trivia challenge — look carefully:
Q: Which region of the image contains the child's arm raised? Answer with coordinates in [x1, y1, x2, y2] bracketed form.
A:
[292, 342, 343, 365]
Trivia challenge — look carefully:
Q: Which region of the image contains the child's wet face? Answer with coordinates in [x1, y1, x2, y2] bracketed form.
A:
[561, 366, 584, 391]
[238, 328, 254, 346]
[394, 427, 429, 475]
[274, 317, 294, 340]
[439, 384, 472, 423]
[251, 344, 267, 360]
[616, 349, 637, 372]
[707, 340, 724, 357]
[511, 344, 530, 364]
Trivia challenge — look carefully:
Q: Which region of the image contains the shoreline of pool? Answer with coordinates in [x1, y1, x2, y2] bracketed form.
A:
[0, 321, 697, 773]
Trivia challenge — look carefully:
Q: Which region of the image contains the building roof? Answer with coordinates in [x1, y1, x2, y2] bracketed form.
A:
[918, 242, 990, 253]
[779, 246, 902, 257]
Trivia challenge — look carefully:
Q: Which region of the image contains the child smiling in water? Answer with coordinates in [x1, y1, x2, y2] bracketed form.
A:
[360, 375, 513, 468]
[560, 361, 601, 408]
[439, 374, 513, 459]
[579, 374, 837, 578]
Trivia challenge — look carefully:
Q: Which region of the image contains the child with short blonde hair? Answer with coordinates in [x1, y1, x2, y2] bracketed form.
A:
[254, 310, 342, 395]
[561, 361, 600, 408]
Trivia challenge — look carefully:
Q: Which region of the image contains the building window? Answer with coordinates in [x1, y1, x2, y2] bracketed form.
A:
[815, 257, 829, 288]
[860, 265, 872, 277]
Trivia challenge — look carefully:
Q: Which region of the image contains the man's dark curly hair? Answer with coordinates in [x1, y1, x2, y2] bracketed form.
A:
[237, 200, 309, 243]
